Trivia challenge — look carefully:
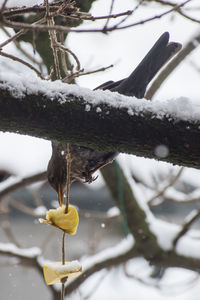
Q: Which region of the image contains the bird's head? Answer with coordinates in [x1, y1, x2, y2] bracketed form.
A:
[47, 153, 67, 206]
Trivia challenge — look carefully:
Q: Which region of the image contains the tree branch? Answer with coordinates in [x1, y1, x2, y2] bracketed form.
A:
[0, 77, 200, 169]
[66, 161, 200, 295]
[0, 0, 191, 34]
[0, 171, 46, 199]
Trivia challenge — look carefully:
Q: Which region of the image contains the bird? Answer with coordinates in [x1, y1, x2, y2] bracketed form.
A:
[47, 32, 182, 206]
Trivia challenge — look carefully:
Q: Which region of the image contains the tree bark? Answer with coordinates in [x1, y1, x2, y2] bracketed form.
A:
[0, 81, 200, 169]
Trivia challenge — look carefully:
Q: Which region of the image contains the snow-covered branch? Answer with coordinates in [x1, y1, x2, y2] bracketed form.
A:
[0, 171, 46, 199]
[2, 226, 200, 297]
[0, 74, 200, 169]
[0, 242, 41, 258]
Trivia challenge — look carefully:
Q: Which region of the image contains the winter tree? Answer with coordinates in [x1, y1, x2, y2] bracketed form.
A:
[0, 0, 200, 299]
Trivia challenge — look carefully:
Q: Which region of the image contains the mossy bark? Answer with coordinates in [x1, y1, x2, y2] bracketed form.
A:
[101, 162, 161, 260]
[0, 84, 200, 169]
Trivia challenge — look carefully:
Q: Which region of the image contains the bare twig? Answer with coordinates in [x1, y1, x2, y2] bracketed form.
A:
[54, 30, 82, 81]
[109, 0, 145, 31]
[55, 42, 81, 72]
[148, 167, 184, 205]
[0, 28, 26, 48]
[58, 32, 70, 77]
[103, 0, 115, 31]
[77, 64, 113, 78]
[123, 262, 160, 287]
[176, 9, 200, 23]
[0, 17, 46, 49]
[0, 50, 45, 79]
[111, 0, 192, 31]
[149, 0, 200, 24]
[1, 211, 22, 247]
[62, 64, 113, 83]
[45, 0, 61, 79]
[1, 26, 43, 72]
[0, 0, 192, 34]
[190, 59, 200, 73]
[172, 209, 200, 248]
[9, 199, 46, 217]
[2, 1, 132, 21]
[163, 193, 200, 204]
[89, 10, 133, 21]
[0, 171, 46, 201]
[0, 0, 8, 12]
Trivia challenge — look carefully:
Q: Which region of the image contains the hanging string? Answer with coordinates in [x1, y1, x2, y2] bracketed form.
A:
[61, 143, 71, 300]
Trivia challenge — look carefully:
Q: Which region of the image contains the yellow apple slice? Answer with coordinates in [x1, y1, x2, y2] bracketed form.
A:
[39, 205, 79, 234]
[43, 261, 82, 285]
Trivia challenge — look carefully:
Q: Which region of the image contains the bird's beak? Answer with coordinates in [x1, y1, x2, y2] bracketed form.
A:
[57, 184, 64, 207]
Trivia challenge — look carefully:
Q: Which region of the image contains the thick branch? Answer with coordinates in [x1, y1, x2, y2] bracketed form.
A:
[65, 243, 138, 295]
[65, 242, 200, 295]
[101, 162, 161, 259]
[0, 79, 200, 169]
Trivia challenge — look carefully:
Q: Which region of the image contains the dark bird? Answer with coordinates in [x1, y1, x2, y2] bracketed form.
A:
[47, 32, 182, 205]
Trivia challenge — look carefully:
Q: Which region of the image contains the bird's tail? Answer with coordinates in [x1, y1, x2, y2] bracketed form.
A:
[97, 32, 181, 98]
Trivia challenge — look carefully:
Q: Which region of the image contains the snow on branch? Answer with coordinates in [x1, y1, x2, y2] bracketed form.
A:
[1, 72, 200, 122]
[0, 242, 41, 258]
[0, 73, 200, 169]
[0, 171, 46, 199]
[64, 221, 200, 296]
[1, 223, 200, 297]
